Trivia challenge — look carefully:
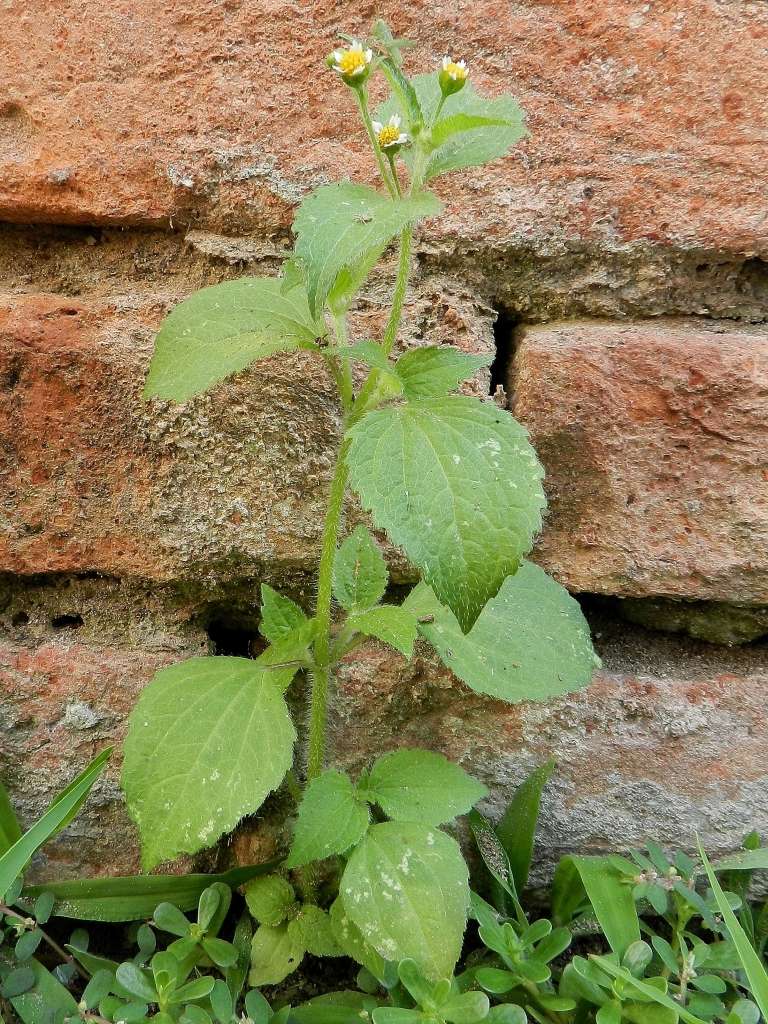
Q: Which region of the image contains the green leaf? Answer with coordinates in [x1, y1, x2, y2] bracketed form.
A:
[468, 809, 521, 916]
[293, 183, 442, 318]
[340, 821, 469, 980]
[174, 976, 216, 1003]
[378, 75, 526, 180]
[404, 562, 597, 701]
[122, 656, 296, 869]
[115, 961, 158, 1002]
[333, 525, 388, 612]
[144, 278, 323, 402]
[495, 760, 555, 892]
[347, 397, 545, 632]
[0, 779, 21, 856]
[329, 898, 388, 982]
[244, 874, 296, 926]
[153, 901, 191, 937]
[698, 843, 768, 1018]
[0, 958, 79, 1021]
[249, 922, 305, 986]
[286, 770, 370, 868]
[592, 958, 707, 1024]
[363, 749, 487, 825]
[348, 605, 418, 658]
[394, 347, 491, 400]
[553, 857, 640, 958]
[21, 864, 272, 922]
[0, 748, 110, 900]
[292, 905, 344, 958]
[260, 585, 308, 644]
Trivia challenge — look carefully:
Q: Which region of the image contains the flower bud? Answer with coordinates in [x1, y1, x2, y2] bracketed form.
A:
[438, 55, 468, 96]
[328, 40, 373, 87]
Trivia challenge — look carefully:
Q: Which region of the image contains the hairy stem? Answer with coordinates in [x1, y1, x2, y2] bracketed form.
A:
[355, 88, 397, 198]
[307, 437, 351, 780]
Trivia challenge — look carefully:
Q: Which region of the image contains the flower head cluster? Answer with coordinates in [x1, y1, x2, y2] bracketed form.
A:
[439, 55, 468, 96]
[372, 114, 409, 152]
[328, 40, 373, 86]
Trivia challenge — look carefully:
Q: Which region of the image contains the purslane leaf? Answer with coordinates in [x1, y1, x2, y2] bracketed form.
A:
[144, 278, 324, 402]
[333, 525, 388, 612]
[293, 183, 442, 319]
[122, 657, 296, 869]
[403, 561, 598, 702]
[260, 584, 308, 644]
[286, 770, 370, 868]
[340, 821, 469, 980]
[394, 346, 492, 400]
[347, 605, 418, 658]
[362, 749, 487, 825]
[377, 75, 526, 180]
[249, 922, 305, 986]
[347, 396, 545, 632]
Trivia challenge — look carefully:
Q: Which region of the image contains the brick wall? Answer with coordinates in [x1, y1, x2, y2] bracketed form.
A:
[1, 0, 766, 881]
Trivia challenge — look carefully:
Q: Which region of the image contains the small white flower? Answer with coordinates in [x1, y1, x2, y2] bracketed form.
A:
[371, 113, 409, 149]
[331, 39, 373, 79]
[441, 55, 468, 81]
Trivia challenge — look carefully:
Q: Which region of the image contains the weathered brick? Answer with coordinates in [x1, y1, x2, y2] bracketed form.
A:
[512, 319, 768, 602]
[5, 608, 766, 882]
[332, 615, 768, 879]
[1, 0, 765, 260]
[0, 281, 493, 581]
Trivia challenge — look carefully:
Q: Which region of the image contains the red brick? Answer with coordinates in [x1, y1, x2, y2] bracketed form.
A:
[0, 1, 765, 256]
[512, 319, 768, 602]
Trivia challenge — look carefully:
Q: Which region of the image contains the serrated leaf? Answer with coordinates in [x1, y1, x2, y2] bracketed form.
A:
[340, 821, 469, 980]
[404, 562, 598, 701]
[347, 396, 545, 632]
[293, 183, 442, 318]
[333, 525, 388, 612]
[394, 346, 491, 400]
[329, 897, 389, 982]
[364, 749, 487, 825]
[244, 874, 296, 927]
[378, 75, 526, 180]
[292, 905, 344, 958]
[348, 605, 418, 658]
[286, 770, 370, 868]
[260, 585, 308, 644]
[122, 657, 296, 869]
[249, 922, 305, 986]
[144, 278, 324, 402]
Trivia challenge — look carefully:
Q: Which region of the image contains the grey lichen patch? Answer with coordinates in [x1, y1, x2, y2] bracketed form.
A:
[62, 699, 102, 730]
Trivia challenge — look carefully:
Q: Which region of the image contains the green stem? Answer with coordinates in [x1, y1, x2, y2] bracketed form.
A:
[306, 437, 351, 780]
[348, 226, 413, 426]
[355, 87, 397, 198]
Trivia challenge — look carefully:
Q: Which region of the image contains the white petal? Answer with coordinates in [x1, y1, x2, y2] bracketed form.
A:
[332, 50, 343, 61]
[372, 121, 383, 133]
[350, 39, 362, 50]
[457, 59, 467, 69]
[364, 49, 373, 62]
[390, 114, 401, 128]
[397, 133, 409, 144]
[442, 55, 450, 69]
[352, 65, 365, 75]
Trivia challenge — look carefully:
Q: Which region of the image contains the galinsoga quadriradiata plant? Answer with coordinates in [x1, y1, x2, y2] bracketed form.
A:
[122, 21, 600, 984]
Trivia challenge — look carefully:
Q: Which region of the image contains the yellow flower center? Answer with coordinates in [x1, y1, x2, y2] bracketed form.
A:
[378, 125, 401, 147]
[338, 49, 367, 76]
[445, 61, 467, 80]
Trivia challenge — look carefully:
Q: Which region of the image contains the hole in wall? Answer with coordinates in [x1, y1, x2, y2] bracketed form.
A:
[11, 611, 29, 627]
[489, 307, 522, 398]
[737, 256, 768, 301]
[203, 606, 264, 658]
[51, 613, 84, 630]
